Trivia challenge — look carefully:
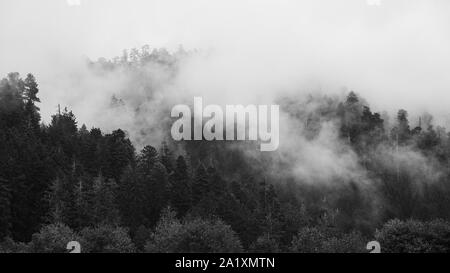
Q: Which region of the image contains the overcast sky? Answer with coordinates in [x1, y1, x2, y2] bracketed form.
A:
[1, 0, 450, 126]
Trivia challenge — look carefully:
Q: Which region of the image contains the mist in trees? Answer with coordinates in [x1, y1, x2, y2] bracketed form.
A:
[2, 48, 450, 253]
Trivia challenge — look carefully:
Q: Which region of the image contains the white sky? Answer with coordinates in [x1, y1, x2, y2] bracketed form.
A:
[1, 0, 450, 125]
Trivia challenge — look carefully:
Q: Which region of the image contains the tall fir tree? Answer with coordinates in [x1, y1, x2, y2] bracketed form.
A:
[170, 156, 192, 217]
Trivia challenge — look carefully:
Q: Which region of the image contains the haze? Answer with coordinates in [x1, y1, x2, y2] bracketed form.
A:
[1, 0, 450, 126]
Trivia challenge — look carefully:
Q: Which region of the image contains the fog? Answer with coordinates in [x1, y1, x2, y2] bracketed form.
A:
[4, 1, 450, 249]
[1, 0, 450, 128]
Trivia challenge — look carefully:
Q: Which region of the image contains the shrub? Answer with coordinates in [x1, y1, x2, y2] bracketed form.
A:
[320, 232, 366, 253]
[375, 219, 450, 253]
[0, 237, 30, 253]
[248, 234, 280, 253]
[290, 227, 365, 253]
[290, 227, 325, 253]
[145, 209, 243, 253]
[29, 223, 78, 253]
[79, 224, 136, 253]
[133, 225, 151, 252]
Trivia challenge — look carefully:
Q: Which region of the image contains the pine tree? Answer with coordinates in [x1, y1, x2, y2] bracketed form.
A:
[92, 175, 120, 226]
[0, 178, 11, 239]
[339, 92, 363, 143]
[72, 175, 95, 229]
[138, 145, 159, 174]
[101, 129, 134, 181]
[160, 141, 174, 174]
[192, 164, 209, 205]
[23, 74, 40, 103]
[117, 166, 147, 231]
[137, 145, 169, 226]
[391, 109, 411, 145]
[146, 161, 169, 226]
[170, 156, 192, 217]
[47, 175, 76, 227]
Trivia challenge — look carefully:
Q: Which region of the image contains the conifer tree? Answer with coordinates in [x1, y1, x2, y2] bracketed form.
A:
[0, 178, 11, 239]
[170, 156, 191, 217]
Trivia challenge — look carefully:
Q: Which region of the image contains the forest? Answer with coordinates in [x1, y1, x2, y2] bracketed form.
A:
[1, 47, 450, 253]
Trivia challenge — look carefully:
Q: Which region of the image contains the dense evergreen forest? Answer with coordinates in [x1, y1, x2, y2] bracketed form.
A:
[1, 47, 450, 253]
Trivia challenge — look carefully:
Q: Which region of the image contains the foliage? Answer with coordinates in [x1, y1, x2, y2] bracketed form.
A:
[290, 226, 365, 253]
[0, 237, 29, 253]
[2, 62, 450, 253]
[29, 223, 78, 253]
[145, 208, 243, 253]
[248, 234, 280, 253]
[375, 219, 450, 253]
[79, 224, 136, 253]
[79, 225, 135, 253]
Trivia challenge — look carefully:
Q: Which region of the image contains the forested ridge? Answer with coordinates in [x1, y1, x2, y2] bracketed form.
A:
[1, 48, 450, 253]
